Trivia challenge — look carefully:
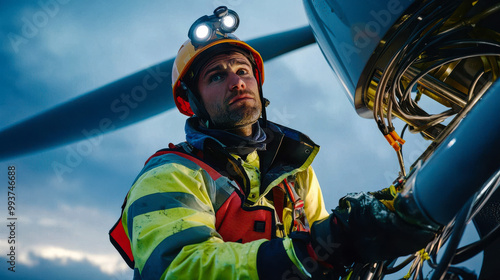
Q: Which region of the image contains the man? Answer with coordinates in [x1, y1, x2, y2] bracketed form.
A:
[110, 7, 435, 279]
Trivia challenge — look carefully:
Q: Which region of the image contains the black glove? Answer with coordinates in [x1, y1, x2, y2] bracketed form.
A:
[311, 192, 436, 266]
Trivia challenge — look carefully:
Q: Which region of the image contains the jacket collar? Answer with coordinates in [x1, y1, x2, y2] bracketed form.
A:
[185, 117, 267, 156]
[185, 116, 319, 175]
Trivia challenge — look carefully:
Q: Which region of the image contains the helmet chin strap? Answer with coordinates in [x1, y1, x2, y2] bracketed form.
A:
[181, 81, 215, 128]
[256, 67, 268, 129]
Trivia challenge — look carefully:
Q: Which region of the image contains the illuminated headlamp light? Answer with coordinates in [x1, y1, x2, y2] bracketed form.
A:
[188, 6, 240, 47]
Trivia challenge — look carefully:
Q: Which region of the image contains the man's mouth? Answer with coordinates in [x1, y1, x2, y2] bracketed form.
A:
[228, 93, 254, 105]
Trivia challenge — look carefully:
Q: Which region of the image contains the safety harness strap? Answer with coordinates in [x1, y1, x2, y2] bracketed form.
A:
[272, 177, 309, 234]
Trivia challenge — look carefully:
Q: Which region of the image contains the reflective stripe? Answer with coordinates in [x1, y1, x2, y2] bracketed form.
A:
[127, 192, 212, 241]
[139, 226, 217, 280]
[145, 151, 222, 181]
[133, 153, 204, 186]
[213, 177, 236, 211]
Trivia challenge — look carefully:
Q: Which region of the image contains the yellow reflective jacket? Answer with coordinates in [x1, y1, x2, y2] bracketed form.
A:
[117, 122, 329, 279]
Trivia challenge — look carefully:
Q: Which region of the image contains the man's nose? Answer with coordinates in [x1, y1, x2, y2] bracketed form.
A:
[228, 72, 245, 91]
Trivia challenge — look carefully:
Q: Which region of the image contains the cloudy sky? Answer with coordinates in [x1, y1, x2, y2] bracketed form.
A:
[0, 1, 483, 279]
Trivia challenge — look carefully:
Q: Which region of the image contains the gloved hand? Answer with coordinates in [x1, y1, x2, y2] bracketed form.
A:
[310, 192, 436, 266]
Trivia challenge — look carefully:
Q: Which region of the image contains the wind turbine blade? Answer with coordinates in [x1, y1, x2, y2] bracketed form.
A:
[251, 26, 316, 61]
[0, 26, 315, 160]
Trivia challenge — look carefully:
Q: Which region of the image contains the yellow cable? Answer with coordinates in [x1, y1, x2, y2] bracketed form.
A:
[342, 270, 353, 280]
[403, 249, 430, 279]
[418, 249, 431, 261]
[389, 184, 398, 197]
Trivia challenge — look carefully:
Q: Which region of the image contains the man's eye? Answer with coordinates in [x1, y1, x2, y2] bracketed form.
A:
[210, 74, 223, 83]
[237, 69, 248, 75]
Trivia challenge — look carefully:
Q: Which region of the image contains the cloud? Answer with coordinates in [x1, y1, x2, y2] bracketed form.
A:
[0, 254, 132, 280]
[25, 246, 130, 276]
[16, 203, 120, 251]
[0, 202, 132, 278]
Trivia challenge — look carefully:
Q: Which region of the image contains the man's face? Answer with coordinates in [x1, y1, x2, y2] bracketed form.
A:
[197, 51, 261, 129]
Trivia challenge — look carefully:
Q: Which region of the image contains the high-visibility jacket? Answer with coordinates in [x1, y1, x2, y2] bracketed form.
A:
[110, 121, 329, 279]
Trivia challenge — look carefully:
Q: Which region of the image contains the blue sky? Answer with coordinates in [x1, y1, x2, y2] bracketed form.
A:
[0, 1, 483, 279]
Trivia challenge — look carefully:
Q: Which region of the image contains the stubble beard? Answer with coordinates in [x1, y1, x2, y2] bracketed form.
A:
[210, 90, 262, 130]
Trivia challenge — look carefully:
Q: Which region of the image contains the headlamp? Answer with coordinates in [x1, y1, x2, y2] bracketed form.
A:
[219, 10, 239, 33]
[194, 23, 211, 41]
[188, 6, 240, 48]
